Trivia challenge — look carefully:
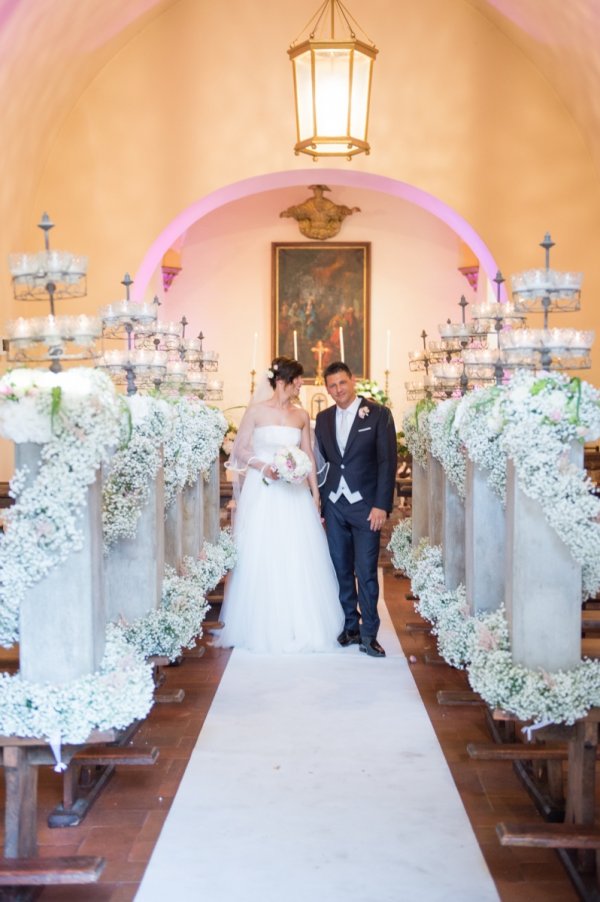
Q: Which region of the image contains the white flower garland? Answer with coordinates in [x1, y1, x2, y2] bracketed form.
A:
[0, 368, 127, 646]
[468, 613, 600, 726]
[428, 397, 466, 499]
[454, 386, 507, 503]
[102, 395, 169, 551]
[0, 623, 153, 745]
[163, 397, 228, 508]
[402, 399, 436, 467]
[120, 529, 236, 661]
[499, 371, 600, 597]
[388, 519, 600, 725]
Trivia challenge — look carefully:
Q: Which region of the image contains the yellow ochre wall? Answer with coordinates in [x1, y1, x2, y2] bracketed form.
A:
[1, 0, 600, 478]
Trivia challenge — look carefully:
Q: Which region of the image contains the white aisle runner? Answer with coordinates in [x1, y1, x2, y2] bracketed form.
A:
[136, 598, 499, 902]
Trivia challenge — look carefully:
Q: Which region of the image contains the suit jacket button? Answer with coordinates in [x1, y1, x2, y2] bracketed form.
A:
[341, 464, 345, 469]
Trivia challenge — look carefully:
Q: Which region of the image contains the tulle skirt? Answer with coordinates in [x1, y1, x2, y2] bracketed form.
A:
[216, 469, 344, 654]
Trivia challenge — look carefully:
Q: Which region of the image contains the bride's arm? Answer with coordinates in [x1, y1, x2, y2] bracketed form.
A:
[300, 412, 320, 504]
[229, 405, 277, 479]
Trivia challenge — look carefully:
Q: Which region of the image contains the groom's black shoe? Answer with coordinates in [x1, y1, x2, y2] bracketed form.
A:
[359, 638, 386, 658]
[337, 629, 361, 647]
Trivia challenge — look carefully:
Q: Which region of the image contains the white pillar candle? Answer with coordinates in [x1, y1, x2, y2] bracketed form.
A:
[252, 332, 258, 370]
[385, 329, 391, 370]
[339, 326, 345, 362]
[10, 317, 32, 338]
[293, 330, 298, 360]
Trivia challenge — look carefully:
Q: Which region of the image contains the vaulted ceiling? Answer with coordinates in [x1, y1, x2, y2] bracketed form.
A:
[1, 0, 599, 185]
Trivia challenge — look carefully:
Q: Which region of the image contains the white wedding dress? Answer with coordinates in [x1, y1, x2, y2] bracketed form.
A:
[216, 425, 344, 654]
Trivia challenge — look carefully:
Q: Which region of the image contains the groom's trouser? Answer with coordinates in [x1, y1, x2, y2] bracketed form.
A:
[323, 496, 381, 639]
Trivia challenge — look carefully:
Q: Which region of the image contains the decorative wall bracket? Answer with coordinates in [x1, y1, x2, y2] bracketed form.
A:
[280, 184, 360, 240]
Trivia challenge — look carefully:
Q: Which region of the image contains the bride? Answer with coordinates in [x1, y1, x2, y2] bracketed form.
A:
[215, 357, 344, 654]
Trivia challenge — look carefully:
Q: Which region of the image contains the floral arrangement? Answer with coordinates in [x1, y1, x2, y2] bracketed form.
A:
[498, 371, 600, 597]
[120, 529, 236, 661]
[221, 423, 238, 457]
[388, 518, 600, 725]
[454, 386, 507, 502]
[402, 398, 436, 466]
[468, 613, 600, 725]
[0, 368, 127, 646]
[162, 397, 228, 508]
[271, 446, 312, 485]
[396, 430, 410, 458]
[0, 623, 153, 747]
[102, 395, 169, 550]
[428, 397, 466, 499]
[355, 379, 390, 407]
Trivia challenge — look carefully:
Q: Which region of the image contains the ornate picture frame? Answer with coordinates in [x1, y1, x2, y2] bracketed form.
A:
[271, 242, 370, 383]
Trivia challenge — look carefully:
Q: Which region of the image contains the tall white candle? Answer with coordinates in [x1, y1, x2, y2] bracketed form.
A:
[386, 329, 391, 370]
[293, 330, 298, 360]
[339, 326, 345, 362]
[252, 331, 258, 371]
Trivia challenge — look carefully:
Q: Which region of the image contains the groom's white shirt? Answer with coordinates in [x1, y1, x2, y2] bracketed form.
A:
[329, 396, 363, 505]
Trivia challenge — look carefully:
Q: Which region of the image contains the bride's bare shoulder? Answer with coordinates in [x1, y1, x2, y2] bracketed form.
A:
[252, 401, 277, 426]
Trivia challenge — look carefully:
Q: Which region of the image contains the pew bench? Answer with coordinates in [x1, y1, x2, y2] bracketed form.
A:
[497, 822, 600, 850]
[0, 856, 104, 886]
[51, 742, 160, 827]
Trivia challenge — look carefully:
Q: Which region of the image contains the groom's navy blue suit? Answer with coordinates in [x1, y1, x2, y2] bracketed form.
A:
[315, 397, 397, 641]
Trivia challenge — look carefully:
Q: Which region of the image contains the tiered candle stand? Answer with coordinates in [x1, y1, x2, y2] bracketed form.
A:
[6, 214, 99, 372]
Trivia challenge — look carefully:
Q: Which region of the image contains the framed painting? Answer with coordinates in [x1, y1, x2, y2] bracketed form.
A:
[272, 242, 370, 383]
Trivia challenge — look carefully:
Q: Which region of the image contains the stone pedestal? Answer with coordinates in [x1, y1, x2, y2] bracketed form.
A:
[505, 450, 582, 671]
[17, 443, 106, 684]
[203, 458, 220, 545]
[442, 474, 465, 591]
[411, 460, 429, 546]
[427, 453, 444, 547]
[105, 467, 165, 622]
[165, 489, 183, 572]
[465, 460, 505, 614]
[182, 477, 204, 559]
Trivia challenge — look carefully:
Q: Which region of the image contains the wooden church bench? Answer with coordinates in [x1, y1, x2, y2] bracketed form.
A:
[49, 741, 159, 827]
[497, 822, 600, 850]
[0, 856, 104, 886]
[467, 742, 571, 761]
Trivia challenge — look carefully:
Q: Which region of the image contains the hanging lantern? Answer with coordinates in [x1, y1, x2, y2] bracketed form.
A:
[288, 0, 378, 160]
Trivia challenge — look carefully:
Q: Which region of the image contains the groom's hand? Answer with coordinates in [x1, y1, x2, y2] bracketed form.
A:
[367, 507, 387, 531]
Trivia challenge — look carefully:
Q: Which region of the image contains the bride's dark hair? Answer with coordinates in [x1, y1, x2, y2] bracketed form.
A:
[268, 356, 303, 389]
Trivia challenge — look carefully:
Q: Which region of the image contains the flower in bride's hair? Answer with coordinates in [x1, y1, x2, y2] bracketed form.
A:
[272, 364, 279, 371]
[266, 369, 274, 379]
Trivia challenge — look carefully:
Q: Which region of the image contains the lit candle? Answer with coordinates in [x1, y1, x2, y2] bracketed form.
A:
[385, 329, 391, 370]
[339, 326, 345, 362]
[293, 330, 298, 360]
[10, 317, 32, 339]
[252, 331, 258, 371]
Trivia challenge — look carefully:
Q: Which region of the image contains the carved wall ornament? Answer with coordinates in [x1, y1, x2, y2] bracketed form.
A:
[279, 184, 360, 240]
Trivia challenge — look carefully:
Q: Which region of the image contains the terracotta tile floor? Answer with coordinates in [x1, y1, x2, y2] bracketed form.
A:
[0, 559, 582, 901]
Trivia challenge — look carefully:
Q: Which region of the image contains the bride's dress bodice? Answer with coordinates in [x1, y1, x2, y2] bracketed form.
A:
[252, 425, 301, 459]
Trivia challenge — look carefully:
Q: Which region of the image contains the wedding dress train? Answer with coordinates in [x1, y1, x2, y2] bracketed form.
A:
[216, 425, 344, 654]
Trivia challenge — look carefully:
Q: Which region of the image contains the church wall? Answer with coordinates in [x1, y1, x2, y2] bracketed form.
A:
[2, 0, 600, 478]
[143, 185, 477, 423]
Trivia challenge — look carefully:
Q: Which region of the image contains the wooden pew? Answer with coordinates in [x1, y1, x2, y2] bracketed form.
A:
[0, 734, 114, 892]
[50, 741, 159, 827]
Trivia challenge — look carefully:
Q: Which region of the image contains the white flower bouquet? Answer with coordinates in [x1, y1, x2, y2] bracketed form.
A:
[271, 446, 312, 485]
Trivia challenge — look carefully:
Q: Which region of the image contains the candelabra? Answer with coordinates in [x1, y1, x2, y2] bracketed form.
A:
[97, 275, 165, 394]
[6, 214, 100, 372]
[501, 234, 592, 372]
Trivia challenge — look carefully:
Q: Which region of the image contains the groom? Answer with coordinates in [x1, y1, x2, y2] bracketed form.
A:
[315, 361, 398, 657]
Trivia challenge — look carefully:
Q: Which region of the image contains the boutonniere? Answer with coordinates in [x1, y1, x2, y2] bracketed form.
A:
[358, 405, 370, 419]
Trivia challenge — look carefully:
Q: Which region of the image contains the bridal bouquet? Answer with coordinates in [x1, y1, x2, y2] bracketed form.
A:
[271, 446, 312, 485]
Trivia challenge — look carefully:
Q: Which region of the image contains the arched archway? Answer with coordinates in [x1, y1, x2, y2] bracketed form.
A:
[132, 169, 500, 299]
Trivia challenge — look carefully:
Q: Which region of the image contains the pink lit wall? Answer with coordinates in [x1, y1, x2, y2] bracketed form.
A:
[144, 184, 481, 418]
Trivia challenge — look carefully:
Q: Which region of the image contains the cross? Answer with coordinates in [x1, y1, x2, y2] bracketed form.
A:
[311, 340, 330, 386]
